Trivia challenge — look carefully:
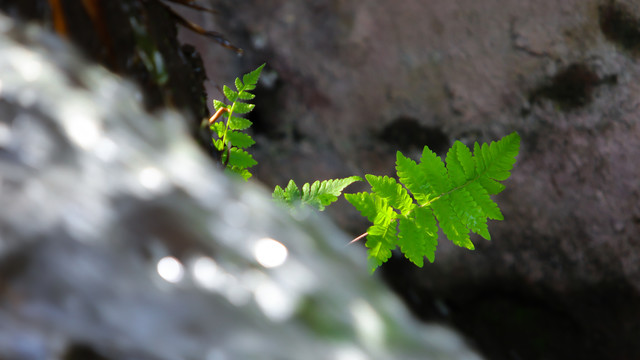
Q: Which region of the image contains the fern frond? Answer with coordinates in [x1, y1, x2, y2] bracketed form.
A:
[273, 176, 362, 211]
[210, 64, 265, 180]
[347, 132, 520, 271]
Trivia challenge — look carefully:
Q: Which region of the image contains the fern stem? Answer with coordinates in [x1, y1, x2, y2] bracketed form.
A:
[418, 169, 487, 209]
[348, 232, 368, 245]
[417, 172, 483, 209]
[220, 90, 245, 163]
[220, 108, 234, 162]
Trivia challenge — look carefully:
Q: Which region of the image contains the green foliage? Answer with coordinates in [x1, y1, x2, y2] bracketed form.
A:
[212, 64, 521, 273]
[345, 132, 520, 271]
[273, 176, 362, 211]
[210, 63, 264, 180]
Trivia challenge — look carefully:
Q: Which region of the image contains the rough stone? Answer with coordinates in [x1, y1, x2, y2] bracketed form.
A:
[188, 1, 640, 358]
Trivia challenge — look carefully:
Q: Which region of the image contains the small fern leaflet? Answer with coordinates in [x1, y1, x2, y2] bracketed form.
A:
[273, 176, 362, 211]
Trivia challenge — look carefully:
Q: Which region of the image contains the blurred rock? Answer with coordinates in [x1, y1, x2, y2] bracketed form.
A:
[0, 14, 481, 360]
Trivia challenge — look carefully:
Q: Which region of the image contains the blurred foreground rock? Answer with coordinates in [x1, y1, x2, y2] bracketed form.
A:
[0, 14, 481, 360]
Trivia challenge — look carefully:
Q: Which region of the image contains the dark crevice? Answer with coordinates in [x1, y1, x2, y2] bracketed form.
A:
[63, 343, 110, 360]
[379, 116, 449, 156]
[250, 77, 290, 141]
[528, 63, 617, 111]
[599, 1, 640, 55]
[380, 253, 609, 360]
[450, 290, 590, 360]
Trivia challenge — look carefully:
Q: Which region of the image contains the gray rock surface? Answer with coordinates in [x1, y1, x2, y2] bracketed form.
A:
[0, 14, 483, 360]
[184, 1, 640, 358]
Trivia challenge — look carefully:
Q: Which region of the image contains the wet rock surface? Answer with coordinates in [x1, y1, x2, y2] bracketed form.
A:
[187, 1, 640, 359]
[0, 14, 483, 360]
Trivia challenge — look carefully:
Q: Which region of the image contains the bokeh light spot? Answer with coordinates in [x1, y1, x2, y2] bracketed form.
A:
[253, 238, 288, 268]
[157, 256, 184, 283]
[139, 166, 166, 191]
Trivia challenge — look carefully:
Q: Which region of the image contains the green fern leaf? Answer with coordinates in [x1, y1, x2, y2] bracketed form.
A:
[365, 198, 398, 269]
[231, 102, 255, 115]
[476, 175, 505, 195]
[449, 188, 489, 240]
[300, 176, 362, 211]
[398, 206, 438, 266]
[211, 122, 225, 137]
[344, 192, 381, 223]
[467, 181, 503, 220]
[227, 147, 257, 169]
[445, 141, 475, 186]
[238, 91, 255, 100]
[234, 78, 243, 91]
[430, 195, 474, 249]
[228, 116, 252, 130]
[225, 130, 255, 149]
[223, 85, 238, 103]
[213, 99, 226, 111]
[226, 167, 252, 181]
[350, 132, 520, 271]
[365, 174, 414, 215]
[366, 219, 397, 270]
[274, 177, 362, 211]
[396, 152, 436, 205]
[474, 132, 520, 183]
[242, 63, 265, 86]
[396, 147, 452, 206]
[272, 180, 302, 206]
[417, 146, 452, 195]
[272, 186, 286, 202]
